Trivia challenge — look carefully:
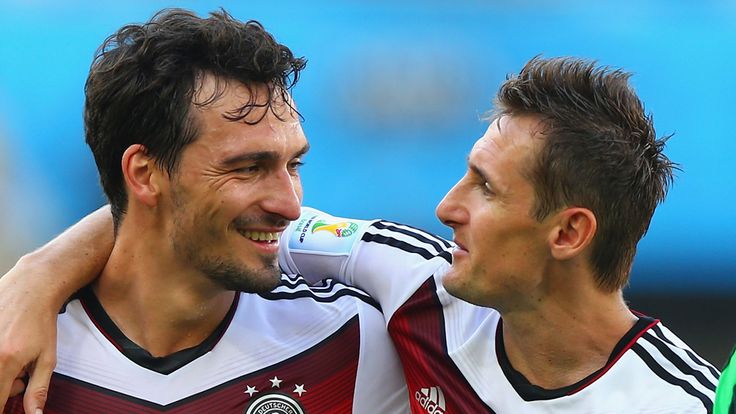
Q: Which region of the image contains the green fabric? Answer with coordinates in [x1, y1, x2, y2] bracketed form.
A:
[715, 346, 736, 414]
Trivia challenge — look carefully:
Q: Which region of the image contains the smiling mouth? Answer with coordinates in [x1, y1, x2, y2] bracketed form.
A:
[453, 239, 468, 252]
[238, 230, 281, 243]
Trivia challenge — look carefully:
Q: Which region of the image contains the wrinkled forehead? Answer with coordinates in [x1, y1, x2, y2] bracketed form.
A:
[469, 114, 546, 169]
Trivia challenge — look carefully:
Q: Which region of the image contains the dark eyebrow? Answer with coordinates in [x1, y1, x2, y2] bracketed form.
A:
[220, 143, 310, 168]
[468, 158, 495, 189]
[295, 143, 310, 159]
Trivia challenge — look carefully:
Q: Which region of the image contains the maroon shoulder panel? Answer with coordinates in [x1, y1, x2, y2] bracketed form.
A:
[388, 277, 496, 414]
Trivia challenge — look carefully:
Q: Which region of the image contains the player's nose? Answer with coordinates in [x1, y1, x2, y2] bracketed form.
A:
[261, 169, 302, 222]
[436, 180, 469, 229]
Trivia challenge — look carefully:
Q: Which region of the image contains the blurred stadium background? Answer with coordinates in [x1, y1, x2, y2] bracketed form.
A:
[1, 1, 734, 365]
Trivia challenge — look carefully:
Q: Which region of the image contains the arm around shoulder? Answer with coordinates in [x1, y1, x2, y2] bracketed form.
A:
[12, 205, 114, 301]
[0, 205, 115, 413]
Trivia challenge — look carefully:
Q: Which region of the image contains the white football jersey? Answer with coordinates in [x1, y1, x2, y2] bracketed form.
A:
[4, 274, 409, 414]
[279, 207, 719, 414]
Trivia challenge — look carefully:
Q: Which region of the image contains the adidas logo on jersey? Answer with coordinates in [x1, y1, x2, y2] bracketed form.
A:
[415, 386, 446, 414]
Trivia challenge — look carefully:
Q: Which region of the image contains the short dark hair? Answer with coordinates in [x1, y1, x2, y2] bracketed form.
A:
[84, 8, 306, 229]
[494, 56, 676, 291]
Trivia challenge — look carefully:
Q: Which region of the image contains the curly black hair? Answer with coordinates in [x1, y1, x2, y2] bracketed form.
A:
[84, 8, 306, 228]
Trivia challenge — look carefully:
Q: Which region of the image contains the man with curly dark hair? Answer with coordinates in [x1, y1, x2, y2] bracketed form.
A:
[0, 9, 408, 414]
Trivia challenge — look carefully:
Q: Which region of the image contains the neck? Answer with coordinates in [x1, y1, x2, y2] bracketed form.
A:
[94, 218, 235, 357]
[500, 269, 637, 389]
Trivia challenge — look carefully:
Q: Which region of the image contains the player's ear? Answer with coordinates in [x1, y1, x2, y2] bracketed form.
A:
[547, 207, 597, 260]
[121, 144, 163, 207]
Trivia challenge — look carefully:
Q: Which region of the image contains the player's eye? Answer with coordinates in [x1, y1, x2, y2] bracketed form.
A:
[480, 181, 494, 197]
[235, 165, 260, 174]
[288, 160, 305, 174]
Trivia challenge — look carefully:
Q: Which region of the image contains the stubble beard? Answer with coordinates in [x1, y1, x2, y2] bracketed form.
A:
[171, 222, 282, 293]
[442, 261, 486, 307]
[169, 189, 283, 294]
[193, 252, 281, 293]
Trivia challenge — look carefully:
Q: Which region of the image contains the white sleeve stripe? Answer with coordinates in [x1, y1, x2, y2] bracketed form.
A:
[260, 287, 379, 310]
[267, 275, 377, 307]
[273, 281, 370, 299]
[376, 220, 452, 247]
[634, 340, 717, 404]
[641, 332, 718, 390]
[279, 275, 338, 292]
[650, 324, 720, 378]
[371, 220, 452, 249]
[364, 228, 444, 256]
[632, 343, 714, 411]
[360, 231, 452, 264]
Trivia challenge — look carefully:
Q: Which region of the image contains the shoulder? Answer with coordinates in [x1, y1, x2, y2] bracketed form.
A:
[359, 219, 453, 263]
[617, 319, 718, 411]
